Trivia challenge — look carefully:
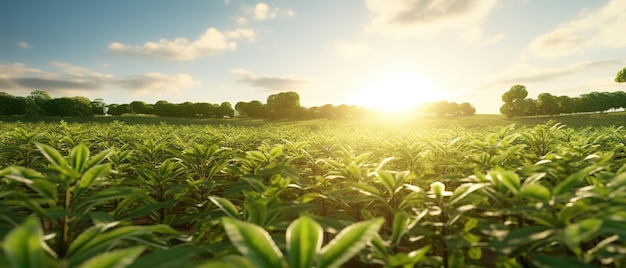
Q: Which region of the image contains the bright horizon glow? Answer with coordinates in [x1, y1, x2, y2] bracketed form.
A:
[350, 72, 442, 112]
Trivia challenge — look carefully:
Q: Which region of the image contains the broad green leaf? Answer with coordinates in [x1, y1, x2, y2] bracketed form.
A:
[563, 218, 602, 255]
[246, 151, 268, 163]
[209, 196, 239, 219]
[77, 246, 146, 268]
[70, 143, 90, 172]
[519, 183, 551, 202]
[69, 222, 119, 260]
[68, 224, 178, 266]
[391, 211, 409, 246]
[553, 166, 599, 196]
[75, 187, 143, 212]
[448, 249, 465, 268]
[318, 218, 384, 268]
[375, 170, 396, 195]
[286, 216, 323, 268]
[36, 142, 67, 169]
[75, 164, 111, 197]
[2, 217, 45, 268]
[497, 170, 520, 194]
[221, 217, 285, 268]
[85, 149, 112, 171]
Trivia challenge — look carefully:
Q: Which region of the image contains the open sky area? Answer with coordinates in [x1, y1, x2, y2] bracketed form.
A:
[1, 0, 625, 114]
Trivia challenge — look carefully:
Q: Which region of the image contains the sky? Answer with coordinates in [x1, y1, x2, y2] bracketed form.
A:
[1, 0, 625, 114]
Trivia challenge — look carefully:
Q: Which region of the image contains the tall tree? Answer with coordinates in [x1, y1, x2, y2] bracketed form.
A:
[25, 90, 52, 117]
[500, 85, 529, 118]
[616, 66, 626, 83]
[0, 92, 26, 115]
[267, 91, 300, 119]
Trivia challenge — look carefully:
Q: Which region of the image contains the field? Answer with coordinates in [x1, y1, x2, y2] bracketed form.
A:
[2, 114, 626, 267]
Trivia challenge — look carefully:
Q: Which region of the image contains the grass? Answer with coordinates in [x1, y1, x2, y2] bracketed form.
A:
[2, 112, 626, 129]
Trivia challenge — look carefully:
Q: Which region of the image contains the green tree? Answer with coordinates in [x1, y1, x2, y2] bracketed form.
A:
[91, 98, 106, 115]
[459, 102, 476, 115]
[217, 102, 234, 118]
[0, 92, 26, 115]
[500, 85, 529, 118]
[25, 90, 52, 117]
[267, 91, 300, 119]
[537, 93, 557, 115]
[616, 66, 626, 83]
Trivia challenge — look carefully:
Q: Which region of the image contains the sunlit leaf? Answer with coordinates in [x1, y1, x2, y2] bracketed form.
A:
[221, 217, 285, 268]
[286, 215, 322, 268]
[319, 218, 384, 268]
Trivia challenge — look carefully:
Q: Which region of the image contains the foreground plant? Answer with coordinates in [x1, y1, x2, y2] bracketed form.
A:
[219, 215, 383, 268]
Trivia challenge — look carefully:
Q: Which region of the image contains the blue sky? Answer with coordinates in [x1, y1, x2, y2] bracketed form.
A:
[1, 0, 625, 114]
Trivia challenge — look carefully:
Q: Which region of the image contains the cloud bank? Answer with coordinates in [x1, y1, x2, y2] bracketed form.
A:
[0, 62, 200, 97]
[108, 28, 256, 60]
[530, 0, 626, 58]
[365, 0, 497, 37]
[230, 69, 305, 92]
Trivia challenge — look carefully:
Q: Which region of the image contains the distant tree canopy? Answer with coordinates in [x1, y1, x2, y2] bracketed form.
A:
[617, 66, 626, 83]
[267, 91, 301, 119]
[0, 89, 477, 120]
[500, 84, 529, 118]
[500, 85, 626, 118]
[419, 101, 476, 116]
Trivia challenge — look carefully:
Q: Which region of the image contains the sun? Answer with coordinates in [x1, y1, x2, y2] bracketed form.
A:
[351, 72, 441, 113]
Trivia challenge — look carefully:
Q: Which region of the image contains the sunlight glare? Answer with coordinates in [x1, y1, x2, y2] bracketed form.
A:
[352, 72, 441, 113]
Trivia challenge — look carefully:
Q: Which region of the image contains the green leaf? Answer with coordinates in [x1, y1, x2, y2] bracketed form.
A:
[85, 149, 112, 171]
[519, 183, 551, 202]
[2, 217, 45, 268]
[75, 164, 111, 197]
[388, 245, 431, 267]
[391, 211, 409, 246]
[209, 196, 239, 219]
[497, 170, 520, 194]
[553, 167, 597, 196]
[563, 218, 602, 255]
[70, 143, 90, 173]
[375, 170, 396, 195]
[318, 218, 384, 268]
[36, 142, 68, 169]
[221, 217, 285, 268]
[67, 224, 178, 266]
[77, 246, 146, 268]
[286, 215, 323, 268]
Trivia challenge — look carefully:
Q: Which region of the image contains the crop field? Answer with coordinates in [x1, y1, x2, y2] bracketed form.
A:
[2, 117, 626, 267]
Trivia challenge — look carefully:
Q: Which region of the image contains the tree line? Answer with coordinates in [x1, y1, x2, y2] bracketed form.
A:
[0, 90, 476, 119]
[500, 66, 626, 118]
[500, 85, 626, 118]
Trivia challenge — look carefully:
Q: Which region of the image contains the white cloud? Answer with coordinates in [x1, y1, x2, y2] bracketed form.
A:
[482, 33, 506, 45]
[365, 0, 497, 37]
[333, 41, 371, 58]
[0, 62, 200, 99]
[17, 42, 31, 49]
[482, 58, 626, 88]
[230, 69, 306, 92]
[51, 61, 114, 82]
[116, 73, 201, 96]
[108, 27, 256, 60]
[0, 63, 43, 79]
[243, 3, 295, 20]
[530, 0, 626, 58]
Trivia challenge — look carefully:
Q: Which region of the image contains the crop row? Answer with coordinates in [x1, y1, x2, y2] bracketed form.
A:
[1, 120, 626, 267]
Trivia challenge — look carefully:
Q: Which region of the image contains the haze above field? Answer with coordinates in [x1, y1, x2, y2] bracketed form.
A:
[1, 0, 625, 114]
